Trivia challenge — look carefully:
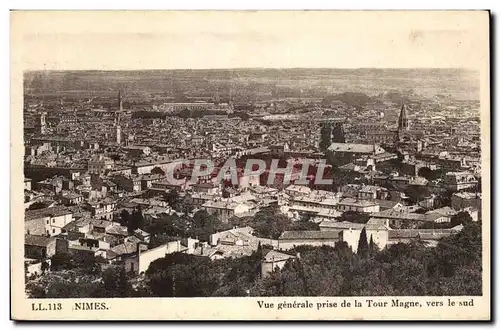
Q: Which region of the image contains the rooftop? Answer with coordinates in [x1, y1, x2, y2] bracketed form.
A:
[279, 230, 342, 240]
[25, 206, 72, 221]
[25, 234, 56, 247]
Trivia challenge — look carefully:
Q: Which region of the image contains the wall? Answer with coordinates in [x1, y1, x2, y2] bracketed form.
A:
[340, 228, 388, 253]
[125, 240, 183, 275]
[45, 213, 73, 236]
[278, 238, 340, 250]
[25, 218, 45, 236]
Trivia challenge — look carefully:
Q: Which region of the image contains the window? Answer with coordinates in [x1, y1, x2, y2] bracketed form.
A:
[52, 219, 55, 223]
[52, 229, 55, 234]
[46, 220, 49, 224]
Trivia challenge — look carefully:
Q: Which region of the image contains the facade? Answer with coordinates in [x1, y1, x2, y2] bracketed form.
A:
[25, 206, 73, 236]
[337, 198, 380, 213]
[278, 230, 343, 250]
[443, 172, 479, 191]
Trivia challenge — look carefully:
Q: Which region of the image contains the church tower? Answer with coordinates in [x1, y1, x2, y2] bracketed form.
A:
[36, 112, 47, 135]
[115, 90, 122, 144]
[398, 104, 409, 131]
[397, 103, 409, 142]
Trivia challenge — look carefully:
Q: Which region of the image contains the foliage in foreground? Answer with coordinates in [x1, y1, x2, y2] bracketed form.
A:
[27, 222, 482, 298]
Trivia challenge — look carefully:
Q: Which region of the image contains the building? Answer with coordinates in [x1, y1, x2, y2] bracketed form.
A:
[443, 172, 478, 191]
[370, 208, 448, 229]
[88, 154, 114, 175]
[112, 175, 142, 192]
[397, 103, 410, 141]
[261, 250, 297, 278]
[25, 235, 57, 260]
[337, 198, 380, 213]
[387, 227, 462, 247]
[25, 206, 73, 236]
[202, 200, 253, 223]
[278, 230, 343, 250]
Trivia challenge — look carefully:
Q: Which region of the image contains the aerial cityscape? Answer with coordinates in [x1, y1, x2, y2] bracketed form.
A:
[23, 68, 482, 298]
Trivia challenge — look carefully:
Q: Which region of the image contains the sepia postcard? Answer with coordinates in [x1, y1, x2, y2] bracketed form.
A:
[10, 10, 490, 321]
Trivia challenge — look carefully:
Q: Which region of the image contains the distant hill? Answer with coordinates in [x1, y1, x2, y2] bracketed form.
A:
[24, 68, 480, 101]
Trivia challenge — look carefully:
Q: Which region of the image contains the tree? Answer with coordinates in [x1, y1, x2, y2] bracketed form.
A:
[165, 190, 179, 209]
[404, 185, 431, 204]
[338, 211, 370, 224]
[450, 211, 473, 227]
[50, 253, 74, 271]
[101, 266, 133, 297]
[357, 228, 369, 257]
[331, 123, 346, 143]
[319, 123, 332, 152]
[128, 207, 145, 234]
[120, 209, 130, 227]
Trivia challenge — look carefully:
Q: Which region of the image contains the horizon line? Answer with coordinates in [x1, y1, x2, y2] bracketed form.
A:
[23, 67, 478, 73]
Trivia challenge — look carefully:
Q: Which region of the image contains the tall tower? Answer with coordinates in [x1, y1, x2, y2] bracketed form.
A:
[118, 90, 123, 111]
[38, 112, 47, 135]
[397, 104, 409, 143]
[398, 104, 409, 131]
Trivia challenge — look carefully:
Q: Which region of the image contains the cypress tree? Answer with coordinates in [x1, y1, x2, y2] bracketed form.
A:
[357, 227, 369, 257]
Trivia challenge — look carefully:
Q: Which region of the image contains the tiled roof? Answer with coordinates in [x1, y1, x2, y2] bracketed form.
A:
[25, 206, 72, 221]
[263, 250, 296, 262]
[25, 235, 55, 247]
[279, 230, 342, 240]
[389, 228, 459, 240]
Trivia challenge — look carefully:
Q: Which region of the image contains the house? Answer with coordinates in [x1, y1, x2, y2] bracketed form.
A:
[88, 154, 114, 175]
[209, 226, 255, 246]
[123, 145, 152, 157]
[88, 199, 116, 220]
[261, 250, 297, 278]
[451, 192, 482, 213]
[140, 174, 164, 190]
[337, 198, 380, 213]
[327, 143, 386, 158]
[387, 226, 463, 247]
[134, 228, 151, 243]
[425, 206, 458, 223]
[112, 175, 142, 192]
[59, 191, 84, 206]
[25, 206, 73, 236]
[370, 208, 448, 229]
[443, 172, 478, 191]
[357, 185, 389, 200]
[191, 182, 219, 195]
[25, 235, 58, 260]
[68, 244, 100, 258]
[202, 200, 253, 223]
[284, 184, 311, 197]
[278, 230, 343, 250]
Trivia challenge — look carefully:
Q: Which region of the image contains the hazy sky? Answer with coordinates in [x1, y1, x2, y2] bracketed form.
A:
[11, 11, 488, 70]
